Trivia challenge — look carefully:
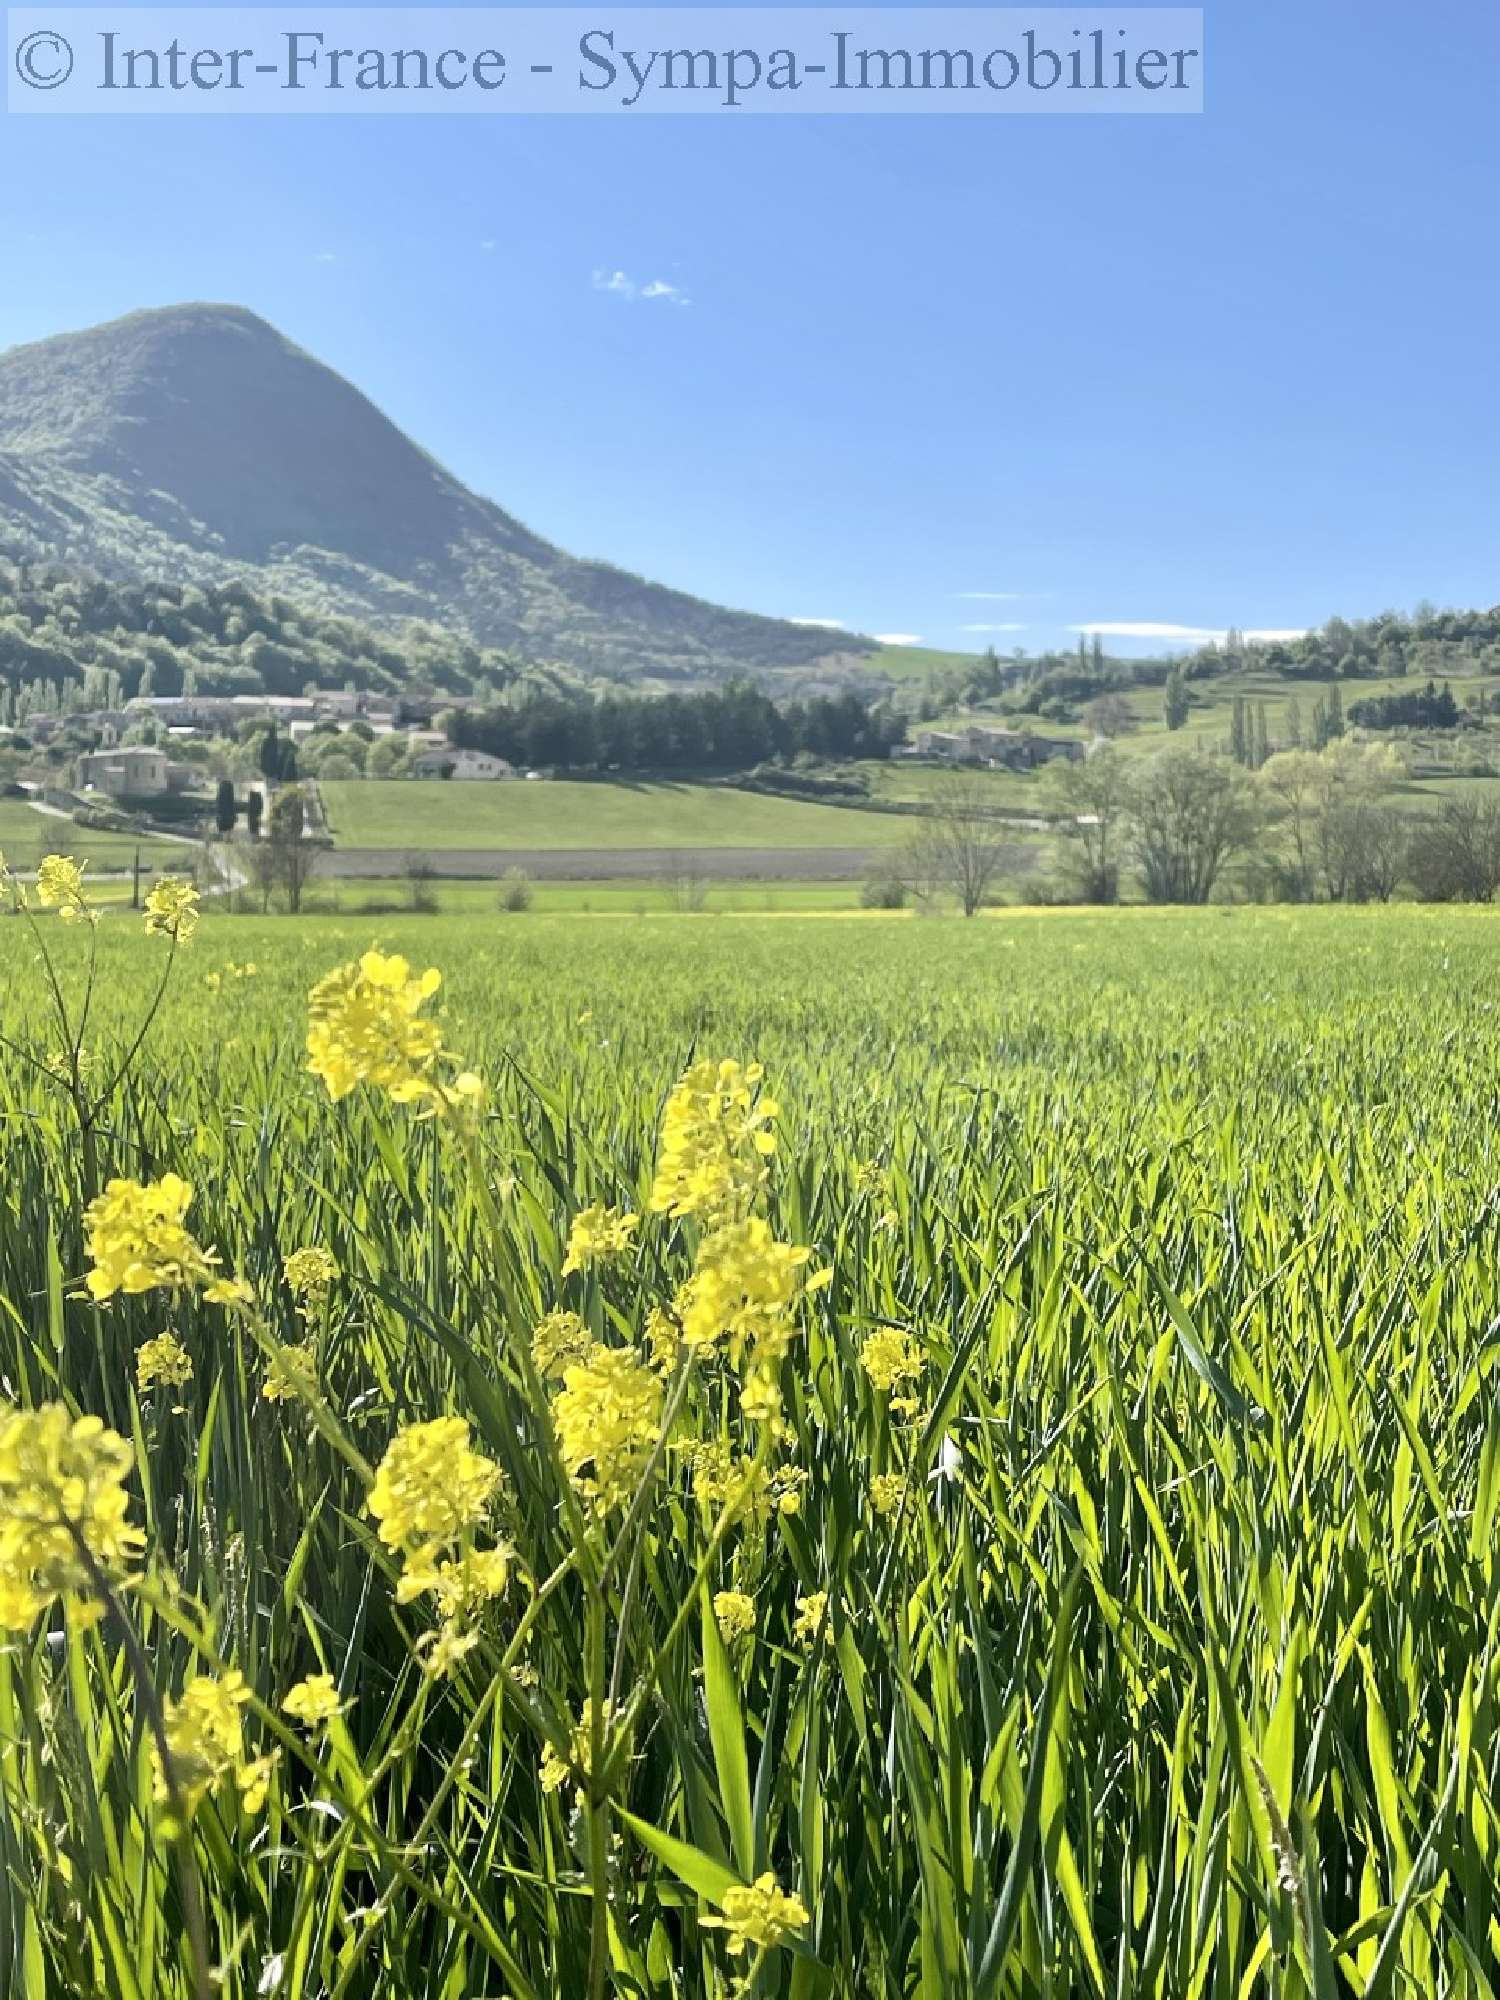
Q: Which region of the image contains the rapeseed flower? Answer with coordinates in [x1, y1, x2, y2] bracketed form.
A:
[552, 1347, 663, 1512]
[262, 1342, 318, 1404]
[0, 1405, 142, 1631]
[713, 1589, 756, 1641]
[35, 854, 90, 923]
[83, 1175, 239, 1302]
[155, 1672, 256, 1815]
[531, 1310, 594, 1379]
[860, 1328, 925, 1418]
[791, 1592, 829, 1647]
[143, 876, 199, 945]
[705, 1874, 810, 1955]
[675, 1217, 825, 1368]
[136, 1331, 193, 1393]
[649, 1059, 778, 1222]
[367, 1417, 500, 1561]
[561, 1204, 638, 1276]
[395, 1543, 513, 1624]
[282, 1673, 344, 1730]
[283, 1246, 338, 1312]
[539, 1698, 610, 1798]
[306, 950, 446, 1105]
[870, 1471, 905, 1517]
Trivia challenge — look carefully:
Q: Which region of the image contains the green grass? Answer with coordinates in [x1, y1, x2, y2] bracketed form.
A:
[321, 778, 907, 850]
[4, 902, 1500, 1995]
[301, 877, 877, 915]
[0, 796, 188, 871]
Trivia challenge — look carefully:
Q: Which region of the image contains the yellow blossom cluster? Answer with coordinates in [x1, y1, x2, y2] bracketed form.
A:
[648, 1059, 778, 1222]
[539, 1697, 611, 1799]
[561, 1204, 638, 1276]
[0, 1405, 143, 1631]
[136, 1331, 193, 1393]
[792, 1591, 829, 1648]
[859, 1327, 926, 1420]
[35, 854, 91, 924]
[367, 1417, 509, 1673]
[713, 1589, 756, 1641]
[156, 1671, 274, 1817]
[143, 876, 200, 945]
[532, 1309, 594, 1380]
[307, 950, 451, 1105]
[282, 1672, 345, 1731]
[705, 1874, 810, 1955]
[262, 1342, 318, 1404]
[551, 1347, 663, 1512]
[83, 1175, 246, 1305]
[283, 1246, 339, 1312]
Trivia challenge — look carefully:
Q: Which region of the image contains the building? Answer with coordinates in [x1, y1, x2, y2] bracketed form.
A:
[411, 747, 515, 781]
[76, 745, 183, 799]
[912, 724, 1082, 770]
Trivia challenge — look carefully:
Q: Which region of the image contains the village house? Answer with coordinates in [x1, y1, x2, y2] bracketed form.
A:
[411, 746, 516, 781]
[76, 744, 196, 799]
[911, 724, 1083, 770]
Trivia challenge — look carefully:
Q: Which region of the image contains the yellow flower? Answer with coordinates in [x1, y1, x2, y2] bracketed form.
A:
[539, 1699, 610, 1797]
[675, 1217, 824, 1369]
[645, 1307, 681, 1375]
[649, 1059, 778, 1222]
[306, 950, 446, 1105]
[561, 1204, 639, 1276]
[283, 1246, 338, 1309]
[83, 1175, 231, 1301]
[155, 1672, 254, 1815]
[870, 1472, 905, 1517]
[0, 1405, 143, 1631]
[705, 1873, 810, 1955]
[551, 1347, 663, 1512]
[237, 1752, 279, 1814]
[262, 1342, 318, 1404]
[282, 1673, 344, 1730]
[35, 854, 90, 923]
[713, 1590, 756, 1642]
[531, 1310, 595, 1380]
[136, 1332, 193, 1393]
[143, 875, 199, 945]
[395, 1543, 513, 1624]
[860, 1327, 924, 1395]
[419, 1624, 481, 1678]
[791, 1592, 829, 1647]
[367, 1417, 500, 1560]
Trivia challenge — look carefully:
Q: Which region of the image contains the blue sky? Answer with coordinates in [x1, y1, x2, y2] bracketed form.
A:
[2, 0, 1499, 655]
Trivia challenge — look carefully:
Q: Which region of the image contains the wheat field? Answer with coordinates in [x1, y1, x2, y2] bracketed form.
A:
[2, 897, 1499, 1997]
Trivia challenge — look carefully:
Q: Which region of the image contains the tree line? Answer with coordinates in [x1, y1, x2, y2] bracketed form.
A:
[447, 682, 907, 774]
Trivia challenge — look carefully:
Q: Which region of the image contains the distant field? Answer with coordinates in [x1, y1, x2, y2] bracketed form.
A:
[301, 877, 875, 916]
[320, 778, 907, 851]
[0, 797, 187, 872]
[865, 642, 981, 682]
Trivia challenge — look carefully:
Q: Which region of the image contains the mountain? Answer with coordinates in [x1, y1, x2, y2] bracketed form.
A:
[0, 304, 874, 687]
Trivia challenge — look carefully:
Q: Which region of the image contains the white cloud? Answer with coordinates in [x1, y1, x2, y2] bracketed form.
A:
[480, 239, 496, 253]
[875, 633, 923, 647]
[956, 591, 1025, 601]
[790, 617, 846, 630]
[1071, 621, 1310, 647]
[312, 251, 337, 264]
[593, 269, 689, 305]
[959, 622, 1027, 634]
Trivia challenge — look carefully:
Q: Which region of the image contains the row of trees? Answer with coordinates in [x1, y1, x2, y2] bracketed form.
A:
[1038, 741, 1500, 906]
[449, 682, 907, 774]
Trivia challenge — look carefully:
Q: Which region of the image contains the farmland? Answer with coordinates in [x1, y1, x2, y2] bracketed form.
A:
[2, 896, 1499, 1996]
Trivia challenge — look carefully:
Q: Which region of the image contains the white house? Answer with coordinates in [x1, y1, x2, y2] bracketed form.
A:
[411, 747, 515, 781]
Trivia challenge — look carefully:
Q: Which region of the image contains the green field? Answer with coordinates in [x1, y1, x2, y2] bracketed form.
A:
[5, 898, 1500, 1996]
[0, 796, 188, 872]
[321, 778, 907, 850]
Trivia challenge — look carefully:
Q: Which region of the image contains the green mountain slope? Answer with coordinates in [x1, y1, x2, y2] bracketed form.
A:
[0, 304, 875, 686]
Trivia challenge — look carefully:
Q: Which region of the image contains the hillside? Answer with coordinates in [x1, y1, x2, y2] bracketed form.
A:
[0, 304, 875, 688]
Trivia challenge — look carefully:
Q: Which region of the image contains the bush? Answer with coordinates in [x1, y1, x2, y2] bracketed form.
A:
[860, 870, 907, 910]
[499, 867, 533, 912]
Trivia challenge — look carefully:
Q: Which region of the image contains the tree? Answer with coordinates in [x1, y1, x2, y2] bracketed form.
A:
[1252, 704, 1270, 771]
[1043, 744, 1130, 902]
[1258, 749, 1323, 899]
[1284, 695, 1303, 748]
[244, 789, 264, 840]
[1127, 747, 1260, 904]
[1407, 798, 1500, 902]
[266, 785, 316, 913]
[903, 772, 1011, 916]
[1083, 692, 1135, 739]
[1229, 696, 1249, 767]
[214, 778, 238, 836]
[1163, 666, 1190, 731]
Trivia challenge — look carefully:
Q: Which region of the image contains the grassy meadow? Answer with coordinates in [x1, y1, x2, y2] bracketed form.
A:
[3, 899, 1500, 1996]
